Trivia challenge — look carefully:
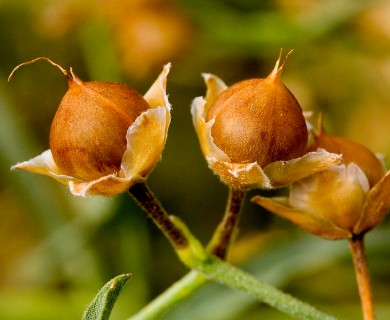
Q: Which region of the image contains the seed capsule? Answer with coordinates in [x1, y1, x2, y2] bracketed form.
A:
[10, 58, 171, 197]
[10, 57, 150, 181]
[205, 51, 308, 166]
[191, 51, 341, 190]
[253, 128, 390, 239]
[49, 70, 150, 181]
[311, 125, 385, 187]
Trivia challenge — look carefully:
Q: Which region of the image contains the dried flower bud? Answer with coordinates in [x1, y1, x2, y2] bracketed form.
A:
[10, 58, 171, 197]
[205, 52, 307, 166]
[253, 125, 390, 239]
[192, 51, 341, 189]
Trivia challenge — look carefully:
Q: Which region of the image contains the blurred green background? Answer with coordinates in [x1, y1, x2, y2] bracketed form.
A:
[1, 0, 389, 319]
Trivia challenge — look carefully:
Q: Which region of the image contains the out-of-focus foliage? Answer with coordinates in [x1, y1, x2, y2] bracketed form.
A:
[0, 0, 389, 319]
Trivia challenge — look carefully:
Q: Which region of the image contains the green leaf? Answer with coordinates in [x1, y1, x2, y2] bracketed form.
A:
[82, 273, 132, 320]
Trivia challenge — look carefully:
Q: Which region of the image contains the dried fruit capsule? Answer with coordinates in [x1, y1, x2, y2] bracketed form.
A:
[191, 51, 341, 189]
[311, 126, 385, 187]
[10, 58, 171, 197]
[49, 68, 150, 181]
[253, 122, 390, 239]
[206, 50, 308, 166]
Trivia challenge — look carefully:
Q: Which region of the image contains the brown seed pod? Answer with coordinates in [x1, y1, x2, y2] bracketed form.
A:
[10, 57, 150, 181]
[205, 51, 308, 167]
[311, 123, 385, 187]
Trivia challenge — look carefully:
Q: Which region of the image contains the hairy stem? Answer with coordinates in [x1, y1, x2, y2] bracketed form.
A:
[128, 271, 207, 320]
[208, 188, 246, 258]
[349, 235, 375, 320]
[128, 188, 245, 320]
[128, 181, 189, 250]
[127, 184, 336, 320]
[130, 256, 336, 320]
[196, 255, 336, 320]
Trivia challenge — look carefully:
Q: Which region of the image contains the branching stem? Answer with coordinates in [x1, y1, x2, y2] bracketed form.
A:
[128, 187, 245, 320]
[128, 183, 336, 320]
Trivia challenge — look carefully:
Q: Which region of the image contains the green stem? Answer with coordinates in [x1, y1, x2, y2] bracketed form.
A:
[128, 271, 207, 320]
[128, 188, 245, 320]
[129, 256, 337, 320]
[349, 235, 375, 320]
[196, 255, 337, 320]
[128, 183, 336, 320]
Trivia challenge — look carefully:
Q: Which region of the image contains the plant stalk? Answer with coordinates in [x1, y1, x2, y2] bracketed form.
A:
[208, 188, 246, 259]
[197, 255, 337, 320]
[128, 183, 336, 320]
[128, 188, 245, 320]
[349, 235, 375, 320]
[128, 270, 207, 320]
[128, 181, 189, 250]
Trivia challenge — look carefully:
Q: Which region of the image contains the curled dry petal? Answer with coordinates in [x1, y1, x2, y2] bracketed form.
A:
[263, 149, 342, 187]
[121, 107, 168, 178]
[207, 157, 271, 189]
[202, 73, 228, 112]
[11, 150, 78, 185]
[191, 96, 230, 162]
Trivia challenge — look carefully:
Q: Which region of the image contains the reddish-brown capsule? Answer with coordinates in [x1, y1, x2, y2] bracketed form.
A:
[192, 51, 341, 190]
[10, 57, 172, 197]
[49, 70, 150, 181]
[254, 127, 390, 239]
[311, 125, 385, 187]
[10, 57, 150, 181]
[205, 51, 308, 167]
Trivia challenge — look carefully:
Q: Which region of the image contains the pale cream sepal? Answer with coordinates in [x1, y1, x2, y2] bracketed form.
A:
[252, 163, 379, 239]
[263, 149, 342, 187]
[354, 170, 390, 234]
[11, 149, 79, 185]
[252, 195, 351, 239]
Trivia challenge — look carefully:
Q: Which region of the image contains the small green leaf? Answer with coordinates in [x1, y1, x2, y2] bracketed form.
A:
[82, 273, 132, 320]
